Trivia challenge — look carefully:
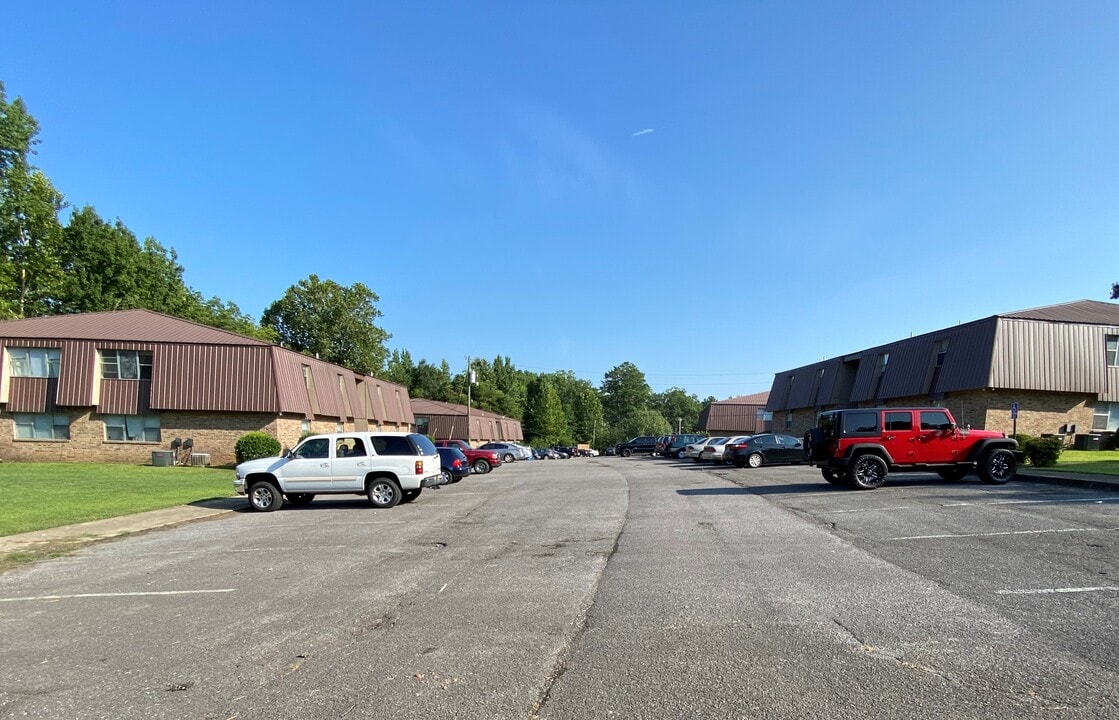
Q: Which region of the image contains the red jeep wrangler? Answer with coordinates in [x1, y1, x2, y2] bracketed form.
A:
[804, 407, 1024, 490]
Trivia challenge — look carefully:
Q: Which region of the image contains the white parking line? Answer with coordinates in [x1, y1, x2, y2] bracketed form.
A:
[824, 506, 912, 514]
[945, 496, 1119, 508]
[997, 586, 1119, 595]
[0, 589, 236, 603]
[889, 527, 1095, 540]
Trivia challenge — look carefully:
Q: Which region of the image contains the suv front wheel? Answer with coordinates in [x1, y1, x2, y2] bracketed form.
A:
[849, 454, 888, 490]
[978, 448, 1016, 484]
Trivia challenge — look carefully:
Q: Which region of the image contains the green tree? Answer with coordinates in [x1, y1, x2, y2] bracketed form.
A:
[0, 82, 65, 318]
[651, 387, 703, 433]
[600, 362, 652, 427]
[262, 274, 391, 373]
[383, 349, 415, 387]
[410, 359, 454, 400]
[523, 377, 566, 444]
[571, 384, 604, 445]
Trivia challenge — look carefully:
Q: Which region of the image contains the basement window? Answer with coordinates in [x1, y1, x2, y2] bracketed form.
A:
[13, 412, 70, 440]
[104, 414, 161, 442]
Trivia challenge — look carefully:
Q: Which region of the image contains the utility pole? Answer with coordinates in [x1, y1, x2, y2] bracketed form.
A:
[466, 356, 473, 444]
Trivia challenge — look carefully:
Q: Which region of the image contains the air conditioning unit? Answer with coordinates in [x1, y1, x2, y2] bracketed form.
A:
[190, 453, 211, 467]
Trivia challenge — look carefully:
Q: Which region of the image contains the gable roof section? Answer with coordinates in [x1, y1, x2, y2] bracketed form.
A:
[0, 309, 271, 346]
[718, 391, 771, 405]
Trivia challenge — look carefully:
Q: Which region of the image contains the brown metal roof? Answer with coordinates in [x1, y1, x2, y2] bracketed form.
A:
[0, 309, 272, 345]
[1000, 300, 1119, 325]
[719, 391, 771, 404]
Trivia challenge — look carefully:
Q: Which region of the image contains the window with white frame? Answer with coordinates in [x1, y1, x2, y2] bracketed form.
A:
[101, 350, 152, 380]
[13, 412, 70, 440]
[104, 414, 161, 442]
[9, 348, 61, 378]
[1092, 402, 1119, 432]
[1107, 336, 1118, 367]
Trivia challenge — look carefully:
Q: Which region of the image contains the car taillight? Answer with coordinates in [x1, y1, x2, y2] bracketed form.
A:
[453, 459, 463, 469]
[415, 460, 423, 475]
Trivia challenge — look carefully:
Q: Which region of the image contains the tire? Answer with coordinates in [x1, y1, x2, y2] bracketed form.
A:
[248, 481, 283, 512]
[401, 488, 422, 503]
[676, 449, 685, 459]
[978, 448, 1017, 484]
[849, 454, 888, 490]
[747, 452, 764, 469]
[621, 448, 632, 457]
[286, 493, 315, 506]
[367, 477, 402, 508]
[821, 467, 846, 486]
[503, 453, 516, 463]
[440, 469, 452, 485]
[937, 467, 969, 482]
[472, 459, 491, 474]
[804, 428, 827, 461]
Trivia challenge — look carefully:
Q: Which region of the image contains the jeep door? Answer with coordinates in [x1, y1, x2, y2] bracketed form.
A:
[915, 409, 961, 463]
[331, 436, 370, 491]
[284, 437, 334, 492]
[880, 410, 919, 463]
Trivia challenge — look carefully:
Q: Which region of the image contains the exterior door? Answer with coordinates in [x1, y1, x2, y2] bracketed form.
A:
[283, 437, 334, 492]
[880, 410, 919, 463]
[915, 409, 961, 463]
[331, 436, 370, 491]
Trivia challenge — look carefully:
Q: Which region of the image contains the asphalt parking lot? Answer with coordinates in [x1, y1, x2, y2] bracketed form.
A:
[2, 457, 1117, 719]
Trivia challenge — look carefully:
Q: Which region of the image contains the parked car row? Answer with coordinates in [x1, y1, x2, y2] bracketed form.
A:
[235, 432, 538, 512]
[615, 433, 811, 469]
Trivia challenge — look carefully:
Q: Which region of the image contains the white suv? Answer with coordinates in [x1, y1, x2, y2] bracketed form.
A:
[234, 432, 442, 511]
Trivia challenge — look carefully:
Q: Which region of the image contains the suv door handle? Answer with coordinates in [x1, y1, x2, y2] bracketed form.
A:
[320, 462, 329, 468]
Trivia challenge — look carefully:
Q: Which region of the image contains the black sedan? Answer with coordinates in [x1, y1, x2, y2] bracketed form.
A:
[725, 434, 807, 469]
[436, 446, 472, 484]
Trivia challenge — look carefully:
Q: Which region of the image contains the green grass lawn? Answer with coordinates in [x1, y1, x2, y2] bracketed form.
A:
[1051, 449, 1119, 476]
[0, 463, 236, 536]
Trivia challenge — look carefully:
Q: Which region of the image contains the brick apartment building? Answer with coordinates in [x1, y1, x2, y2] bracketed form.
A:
[698, 392, 772, 435]
[0, 310, 414, 466]
[765, 300, 1119, 445]
[410, 398, 524, 444]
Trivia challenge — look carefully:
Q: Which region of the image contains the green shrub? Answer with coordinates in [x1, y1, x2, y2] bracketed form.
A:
[1021, 436, 1062, 467]
[235, 432, 282, 464]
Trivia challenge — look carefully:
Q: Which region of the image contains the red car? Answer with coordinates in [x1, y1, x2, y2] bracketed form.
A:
[433, 439, 501, 474]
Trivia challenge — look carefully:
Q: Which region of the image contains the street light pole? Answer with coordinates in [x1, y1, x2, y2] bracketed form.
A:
[677, 417, 682, 433]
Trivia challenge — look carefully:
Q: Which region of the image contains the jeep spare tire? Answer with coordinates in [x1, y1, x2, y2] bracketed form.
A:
[804, 428, 827, 461]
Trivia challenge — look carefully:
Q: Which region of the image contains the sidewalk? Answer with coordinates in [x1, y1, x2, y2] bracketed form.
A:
[2, 471, 1117, 556]
[0, 497, 242, 554]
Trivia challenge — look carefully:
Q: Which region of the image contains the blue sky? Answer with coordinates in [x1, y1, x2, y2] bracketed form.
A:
[4, 1, 1117, 399]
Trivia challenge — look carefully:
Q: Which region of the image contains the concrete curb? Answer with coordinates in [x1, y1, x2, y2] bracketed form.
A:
[0, 498, 241, 554]
[1016, 470, 1119, 492]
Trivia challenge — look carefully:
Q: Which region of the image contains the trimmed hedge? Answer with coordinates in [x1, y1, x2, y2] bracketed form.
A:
[1018, 435, 1062, 467]
[235, 432, 282, 464]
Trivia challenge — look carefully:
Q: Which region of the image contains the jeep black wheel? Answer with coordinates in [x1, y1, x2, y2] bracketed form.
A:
[367, 477, 402, 508]
[849, 454, 888, 490]
[937, 467, 969, 482]
[747, 452, 764, 468]
[472, 459, 491, 474]
[286, 493, 315, 506]
[248, 481, 283, 512]
[978, 448, 1016, 484]
[821, 468, 846, 486]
